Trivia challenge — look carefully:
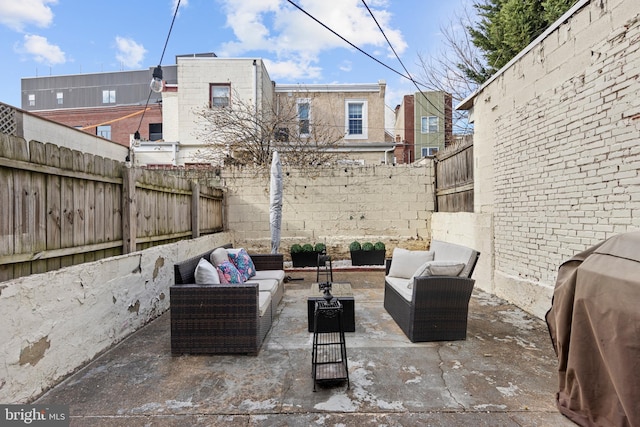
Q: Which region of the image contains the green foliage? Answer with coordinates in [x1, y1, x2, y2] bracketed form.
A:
[290, 244, 303, 254]
[542, 0, 576, 23]
[301, 243, 314, 253]
[361, 242, 375, 251]
[349, 241, 361, 251]
[467, 0, 576, 84]
[373, 241, 386, 251]
[314, 243, 326, 253]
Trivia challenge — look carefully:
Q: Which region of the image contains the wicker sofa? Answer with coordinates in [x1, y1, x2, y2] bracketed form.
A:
[171, 244, 285, 355]
[383, 240, 480, 342]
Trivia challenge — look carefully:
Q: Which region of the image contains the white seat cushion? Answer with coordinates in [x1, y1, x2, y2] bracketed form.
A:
[386, 276, 413, 302]
[258, 292, 271, 317]
[251, 278, 279, 296]
[252, 269, 285, 284]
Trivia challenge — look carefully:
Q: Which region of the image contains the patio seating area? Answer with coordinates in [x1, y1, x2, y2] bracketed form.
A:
[35, 269, 574, 426]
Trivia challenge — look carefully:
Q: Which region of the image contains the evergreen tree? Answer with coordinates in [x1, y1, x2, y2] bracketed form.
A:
[465, 0, 576, 84]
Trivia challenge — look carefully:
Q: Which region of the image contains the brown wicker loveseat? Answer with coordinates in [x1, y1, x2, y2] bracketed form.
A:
[171, 244, 284, 355]
[383, 240, 480, 342]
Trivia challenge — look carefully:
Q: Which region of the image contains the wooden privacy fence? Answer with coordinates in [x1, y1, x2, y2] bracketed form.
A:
[0, 133, 224, 282]
[434, 138, 474, 212]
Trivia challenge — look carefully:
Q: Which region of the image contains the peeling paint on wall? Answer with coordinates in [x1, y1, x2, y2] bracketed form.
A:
[153, 257, 165, 280]
[19, 337, 50, 366]
[128, 300, 140, 314]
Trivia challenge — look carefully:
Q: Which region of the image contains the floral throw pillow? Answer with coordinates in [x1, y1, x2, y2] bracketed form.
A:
[227, 248, 257, 281]
[217, 260, 245, 284]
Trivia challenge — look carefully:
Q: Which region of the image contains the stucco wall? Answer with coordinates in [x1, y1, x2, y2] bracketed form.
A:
[0, 232, 233, 403]
[461, 0, 640, 318]
[222, 163, 435, 259]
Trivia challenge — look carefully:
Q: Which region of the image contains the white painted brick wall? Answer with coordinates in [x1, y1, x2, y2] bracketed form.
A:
[467, 0, 640, 317]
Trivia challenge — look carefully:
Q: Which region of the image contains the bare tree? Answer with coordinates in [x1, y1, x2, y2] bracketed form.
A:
[416, 9, 487, 135]
[192, 90, 344, 168]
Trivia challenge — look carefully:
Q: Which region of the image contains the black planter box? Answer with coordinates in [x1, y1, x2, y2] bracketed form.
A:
[291, 251, 321, 267]
[350, 249, 385, 266]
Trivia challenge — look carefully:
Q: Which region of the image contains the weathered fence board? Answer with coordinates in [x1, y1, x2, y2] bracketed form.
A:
[1, 136, 225, 282]
[435, 138, 474, 213]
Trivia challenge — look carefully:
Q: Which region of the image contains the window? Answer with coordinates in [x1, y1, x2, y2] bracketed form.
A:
[97, 125, 111, 140]
[28, 94, 35, 106]
[149, 123, 163, 141]
[421, 116, 438, 133]
[210, 84, 230, 108]
[56, 92, 63, 105]
[102, 90, 116, 104]
[421, 147, 439, 157]
[297, 99, 310, 135]
[345, 100, 368, 139]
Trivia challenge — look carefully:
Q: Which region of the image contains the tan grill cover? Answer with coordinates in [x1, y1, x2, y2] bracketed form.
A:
[546, 231, 640, 427]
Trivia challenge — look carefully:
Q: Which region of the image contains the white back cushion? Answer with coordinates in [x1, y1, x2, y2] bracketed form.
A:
[388, 248, 434, 279]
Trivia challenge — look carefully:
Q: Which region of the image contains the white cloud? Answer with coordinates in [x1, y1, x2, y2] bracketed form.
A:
[0, 0, 57, 31]
[115, 36, 147, 69]
[21, 34, 65, 65]
[216, 0, 406, 80]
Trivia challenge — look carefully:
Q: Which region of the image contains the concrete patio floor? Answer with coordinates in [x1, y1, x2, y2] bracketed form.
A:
[35, 269, 575, 426]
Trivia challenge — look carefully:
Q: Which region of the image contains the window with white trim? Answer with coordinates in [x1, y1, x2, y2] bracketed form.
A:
[297, 98, 310, 136]
[421, 116, 438, 133]
[28, 94, 35, 106]
[210, 84, 230, 108]
[56, 92, 63, 105]
[345, 100, 367, 139]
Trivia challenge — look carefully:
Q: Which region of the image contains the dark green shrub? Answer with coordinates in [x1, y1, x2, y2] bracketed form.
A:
[301, 243, 314, 252]
[373, 241, 385, 251]
[361, 242, 374, 251]
[349, 241, 361, 251]
[314, 243, 326, 253]
[290, 244, 303, 254]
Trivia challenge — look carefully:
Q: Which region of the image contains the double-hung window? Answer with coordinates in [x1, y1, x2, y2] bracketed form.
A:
[210, 84, 230, 108]
[345, 100, 367, 139]
[297, 99, 310, 136]
[421, 116, 438, 133]
[56, 92, 63, 105]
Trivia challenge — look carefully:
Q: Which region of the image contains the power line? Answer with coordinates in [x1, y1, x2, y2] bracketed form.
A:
[284, 0, 412, 82]
[360, 0, 446, 117]
[135, 0, 182, 137]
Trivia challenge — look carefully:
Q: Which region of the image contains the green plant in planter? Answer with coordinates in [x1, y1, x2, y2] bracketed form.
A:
[373, 241, 386, 251]
[361, 242, 374, 251]
[301, 243, 314, 252]
[290, 244, 303, 254]
[314, 242, 326, 253]
[349, 241, 361, 251]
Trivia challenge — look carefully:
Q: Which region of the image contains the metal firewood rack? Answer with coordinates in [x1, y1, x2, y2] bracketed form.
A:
[311, 288, 349, 391]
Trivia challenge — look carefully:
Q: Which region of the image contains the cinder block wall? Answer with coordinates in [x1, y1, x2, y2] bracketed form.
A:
[462, 0, 640, 318]
[222, 163, 435, 259]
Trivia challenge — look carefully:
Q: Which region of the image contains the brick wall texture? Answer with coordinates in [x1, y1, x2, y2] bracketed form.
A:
[470, 0, 640, 308]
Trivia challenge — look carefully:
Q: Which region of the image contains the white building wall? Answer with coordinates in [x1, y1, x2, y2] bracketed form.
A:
[451, 0, 640, 318]
[170, 58, 271, 165]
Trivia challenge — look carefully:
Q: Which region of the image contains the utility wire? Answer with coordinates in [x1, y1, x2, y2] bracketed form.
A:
[285, 0, 412, 82]
[135, 0, 182, 137]
[360, 0, 446, 117]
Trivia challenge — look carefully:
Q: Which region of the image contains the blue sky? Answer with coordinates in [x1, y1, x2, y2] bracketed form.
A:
[0, 0, 473, 111]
